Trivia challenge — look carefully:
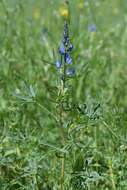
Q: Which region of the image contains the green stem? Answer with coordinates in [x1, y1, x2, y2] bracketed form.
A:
[59, 48, 67, 190]
[103, 121, 119, 140]
[108, 159, 116, 190]
[35, 101, 58, 123]
[60, 155, 65, 190]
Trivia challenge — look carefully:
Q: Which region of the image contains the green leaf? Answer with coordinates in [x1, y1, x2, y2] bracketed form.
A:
[73, 154, 84, 172]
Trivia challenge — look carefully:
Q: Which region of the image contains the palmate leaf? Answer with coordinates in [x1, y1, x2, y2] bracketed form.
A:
[14, 94, 33, 102]
[29, 85, 36, 98]
[14, 84, 36, 102]
[4, 149, 16, 157]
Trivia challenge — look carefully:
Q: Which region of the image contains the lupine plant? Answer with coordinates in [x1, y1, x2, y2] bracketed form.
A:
[55, 20, 75, 190]
[53, 19, 101, 190]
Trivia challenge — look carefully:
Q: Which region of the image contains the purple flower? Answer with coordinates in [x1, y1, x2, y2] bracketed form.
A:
[55, 60, 62, 69]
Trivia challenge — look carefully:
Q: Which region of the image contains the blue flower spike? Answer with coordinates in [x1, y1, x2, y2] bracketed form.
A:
[56, 21, 75, 76]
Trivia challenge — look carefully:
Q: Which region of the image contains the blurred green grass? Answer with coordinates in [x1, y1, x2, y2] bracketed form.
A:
[0, 0, 127, 189]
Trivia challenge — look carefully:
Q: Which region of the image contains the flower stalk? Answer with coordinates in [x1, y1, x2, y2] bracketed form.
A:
[55, 20, 74, 190]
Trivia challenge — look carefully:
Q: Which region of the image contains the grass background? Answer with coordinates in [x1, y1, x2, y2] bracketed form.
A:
[0, 0, 127, 189]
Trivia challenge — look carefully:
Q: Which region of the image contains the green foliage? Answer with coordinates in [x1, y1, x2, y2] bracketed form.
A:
[0, 0, 127, 189]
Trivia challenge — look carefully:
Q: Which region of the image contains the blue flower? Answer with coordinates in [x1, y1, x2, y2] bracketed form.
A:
[68, 44, 73, 52]
[88, 23, 96, 32]
[59, 42, 65, 55]
[66, 68, 75, 76]
[55, 60, 62, 69]
[65, 53, 72, 64]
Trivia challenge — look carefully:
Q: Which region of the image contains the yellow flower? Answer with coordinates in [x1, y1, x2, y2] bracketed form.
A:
[59, 8, 69, 18]
[78, 2, 84, 10]
[33, 8, 41, 20]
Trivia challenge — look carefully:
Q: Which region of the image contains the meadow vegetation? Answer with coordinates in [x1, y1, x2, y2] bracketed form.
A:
[0, 0, 127, 189]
